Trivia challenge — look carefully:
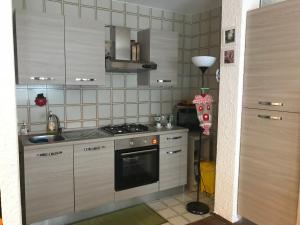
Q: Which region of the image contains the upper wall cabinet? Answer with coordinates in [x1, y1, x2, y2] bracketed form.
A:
[138, 29, 178, 87]
[15, 11, 65, 84]
[65, 17, 105, 86]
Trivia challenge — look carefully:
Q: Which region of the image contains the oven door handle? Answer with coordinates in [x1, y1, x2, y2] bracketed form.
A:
[121, 148, 158, 156]
[166, 150, 182, 154]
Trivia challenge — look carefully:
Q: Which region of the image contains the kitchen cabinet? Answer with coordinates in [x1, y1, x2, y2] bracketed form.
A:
[243, 1, 300, 113]
[23, 145, 74, 224]
[159, 132, 187, 191]
[15, 11, 65, 84]
[65, 17, 105, 86]
[238, 2, 300, 225]
[138, 29, 178, 87]
[74, 141, 114, 212]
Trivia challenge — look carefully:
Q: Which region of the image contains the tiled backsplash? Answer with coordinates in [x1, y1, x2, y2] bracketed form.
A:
[14, 0, 221, 133]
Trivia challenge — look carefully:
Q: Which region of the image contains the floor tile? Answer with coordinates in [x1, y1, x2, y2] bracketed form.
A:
[168, 216, 189, 225]
[148, 201, 167, 211]
[158, 208, 178, 219]
[172, 204, 187, 215]
[182, 212, 205, 222]
[174, 193, 193, 203]
[162, 198, 181, 207]
[162, 223, 171, 225]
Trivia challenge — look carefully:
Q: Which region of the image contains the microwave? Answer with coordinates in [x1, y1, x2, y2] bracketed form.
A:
[176, 106, 200, 131]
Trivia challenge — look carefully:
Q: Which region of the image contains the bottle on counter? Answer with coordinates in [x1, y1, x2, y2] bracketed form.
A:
[19, 122, 29, 135]
[47, 111, 61, 135]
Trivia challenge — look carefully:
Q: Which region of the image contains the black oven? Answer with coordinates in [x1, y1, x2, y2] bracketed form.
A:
[115, 136, 159, 191]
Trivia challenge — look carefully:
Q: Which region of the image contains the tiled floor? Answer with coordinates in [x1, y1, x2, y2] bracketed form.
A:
[147, 191, 214, 225]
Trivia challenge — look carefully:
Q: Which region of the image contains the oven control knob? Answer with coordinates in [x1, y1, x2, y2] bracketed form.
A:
[129, 141, 134, 146]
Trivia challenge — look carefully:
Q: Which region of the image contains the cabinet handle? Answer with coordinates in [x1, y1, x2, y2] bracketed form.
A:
[83, 146, 105, 151]
[167, 150, 182, 154]
[75, 78, 96, 82]
[30, 76, 54, 81]
[167, 136, 182, 140]
[257, 114, 282, 120]
[157, 80, 171, 83]
[36, 151, 62, 157]
[258, 101, 283, 106]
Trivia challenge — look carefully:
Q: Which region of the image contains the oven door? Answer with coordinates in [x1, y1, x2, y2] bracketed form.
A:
[115, 145, 159, 191]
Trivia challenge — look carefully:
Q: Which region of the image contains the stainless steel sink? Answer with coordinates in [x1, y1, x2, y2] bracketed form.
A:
[28, 135, 65, 143]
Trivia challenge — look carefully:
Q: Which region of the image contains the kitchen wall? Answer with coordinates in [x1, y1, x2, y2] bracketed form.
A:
[14, 0, 221, 133]
[260, 0, 286, 6]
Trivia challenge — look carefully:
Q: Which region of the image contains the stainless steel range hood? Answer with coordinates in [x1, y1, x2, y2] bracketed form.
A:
[105, 26, 157, 73]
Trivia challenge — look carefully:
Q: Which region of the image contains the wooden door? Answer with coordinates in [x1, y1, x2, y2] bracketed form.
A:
[74, 141, 114, 212]
[24, 145, 74, 224]
[243, 1, 300, 112]
[65, 17, 105, 86]
[15, 11, 65, 84]
[238, 108, 300, 225]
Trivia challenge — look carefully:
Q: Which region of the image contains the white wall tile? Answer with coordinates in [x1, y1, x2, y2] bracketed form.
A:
[31, 124, 46, 132]
[139, 90, 150, 102]
[164, 11, 173, 20]
[66, 90, 81, 104]
[162, 102, 172, 114]
[98, 90, 111, 103]
[139, 116, 149, 123]
[126, 90, 137, 102]
[200, 20, 210, 34]
[139, 6, 150, 16]
[98, 0, 111, 9]
[173, 89, 182, 101]
[83, 105, 96, 119]
[163, 20, 173, 31]
[126, 3, 137, 13]
[139, 103, 150, 115]
[81, 6, 96, 20]
[113, 118, 125, 124]
[126, 14, 137, 28]
[98, 10, 111, 25]
[139, 16, 150, 29]
[126, 117, 138, 123]
[49, 106, 65, 121]
[46, 1, 62, 15]
[81, 0, 95, 6]
[83, 121, 97, 127]
[126, 74, 137, 87]
[152, 8, 162, 18]
[47, 89, 64, 105]
[151, 103, 160, 114]
[30, 106, 46, 123]
[99, 105, 111, 118]
[16, 89, 28, 105]
[151, 90, 160, 101]
[200, 34, 209, 48]
[67, 122, 81, 129]
[66, 106, 81, 120]
[112, 1, 124, 11]
[112, 12, 124, 26]
[64, 3, 79, 17]
[99, 119, 112, 126]
[17, 107, 28, 123]
[112, 75, 125, 87]
[162, 90, 172, 101]
[113, 90, 125, 102]
[113, 104, 124, 117]
[26, 0, 43, 12]
[151, 18, 161, 30]
[83, 90, 97, 103]
[126, 104, 137, 116]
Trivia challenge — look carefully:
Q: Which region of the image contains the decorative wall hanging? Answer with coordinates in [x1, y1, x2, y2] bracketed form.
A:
[34, 93, 47, 107]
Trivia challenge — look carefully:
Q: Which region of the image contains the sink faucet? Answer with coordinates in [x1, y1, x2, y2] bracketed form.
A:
[47, 111, 62, 135]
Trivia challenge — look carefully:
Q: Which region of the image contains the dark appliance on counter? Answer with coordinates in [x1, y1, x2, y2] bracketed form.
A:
[176, 105, 201, 131]
[115, 135, 159, 191]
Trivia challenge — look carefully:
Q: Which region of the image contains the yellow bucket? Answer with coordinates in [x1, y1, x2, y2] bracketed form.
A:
[200, 161, 216, 194]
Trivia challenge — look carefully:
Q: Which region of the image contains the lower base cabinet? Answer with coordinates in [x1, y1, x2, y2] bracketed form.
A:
[74, 141, 114, 212]
[24, 145, 74, 224]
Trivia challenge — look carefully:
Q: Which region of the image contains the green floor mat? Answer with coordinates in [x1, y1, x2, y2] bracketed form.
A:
[72, 204, 167, 225]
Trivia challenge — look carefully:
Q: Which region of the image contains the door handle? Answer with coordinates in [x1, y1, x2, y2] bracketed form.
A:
[166, 150, 182, 154]
[167, 136, 182, 140]
[30, 76, 54, 81]
[258, 101, 283, 106]
[75, 78, 96, 82]
[36, 151, 62, 157]
[257, 114, 282, 120]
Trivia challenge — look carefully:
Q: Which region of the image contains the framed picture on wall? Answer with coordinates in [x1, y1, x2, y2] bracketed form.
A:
[224, 49, 235, 64]
[224, 28, 235, 44]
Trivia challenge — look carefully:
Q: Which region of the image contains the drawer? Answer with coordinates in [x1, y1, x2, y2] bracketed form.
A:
[160, 132, 187, 148]
[74, 140, 114, 152]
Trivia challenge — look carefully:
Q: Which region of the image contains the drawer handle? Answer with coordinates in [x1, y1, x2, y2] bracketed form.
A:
[167, 136, 182, 140]
[257, 114, 282, 120]
[30, 76, 54, 81]
[157, 80, 171, 83]
[167, 150, 182, 154]
[83, 146, 104, 151]
[36, 151, 62, 157]
[258, 101, 283, 106]
[75, 78, 96, 82]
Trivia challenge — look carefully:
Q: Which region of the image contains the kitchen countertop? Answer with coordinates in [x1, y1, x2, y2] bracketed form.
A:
[19, 125, 189, 150]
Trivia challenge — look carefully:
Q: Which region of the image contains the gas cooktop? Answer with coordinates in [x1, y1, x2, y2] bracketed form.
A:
[102, 124, 149, 135]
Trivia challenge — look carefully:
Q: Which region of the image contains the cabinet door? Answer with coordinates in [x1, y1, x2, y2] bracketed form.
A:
[74, 141, 114, 212]
[24, 145, 74, 224]
[65, 17, 105, 86]
[15, 12, 65, 84]
[243, 1, 300, 112]
[238, 108, 300, 225]
[150, 30, 178, 87]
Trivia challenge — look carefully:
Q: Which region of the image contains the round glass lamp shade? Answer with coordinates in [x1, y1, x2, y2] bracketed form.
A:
[192, 56, 216, 68]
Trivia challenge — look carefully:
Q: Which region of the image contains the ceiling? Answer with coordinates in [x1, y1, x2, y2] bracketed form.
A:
[123, 0, 222, 14]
